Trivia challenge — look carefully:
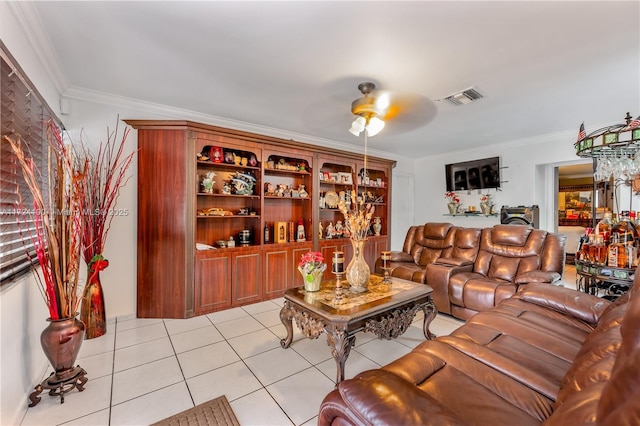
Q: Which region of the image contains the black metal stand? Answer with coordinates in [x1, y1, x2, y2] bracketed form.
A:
[28, 366, 87, 407]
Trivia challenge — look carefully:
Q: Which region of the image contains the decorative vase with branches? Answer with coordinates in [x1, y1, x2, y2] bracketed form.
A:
[4, 121, 90, 402]
[338, 191, 375, 292]
[79, 119, 135, 339]
[4, 121, 87, 320]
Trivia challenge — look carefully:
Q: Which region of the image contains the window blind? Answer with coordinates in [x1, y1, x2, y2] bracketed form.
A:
[1, 41, 60, 283]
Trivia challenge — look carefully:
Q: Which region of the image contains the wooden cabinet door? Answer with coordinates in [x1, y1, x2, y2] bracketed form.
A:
[232, 248, 262, 306]
[290, 244, 313, 289]
[263, 246, 289, 298]
[195, 252, 232, 315]
[367, 236, 389, 271]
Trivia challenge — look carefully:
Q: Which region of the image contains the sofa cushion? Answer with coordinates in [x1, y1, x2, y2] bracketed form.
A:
[382, 341, 554, 424]
[491, 224, 533, 246]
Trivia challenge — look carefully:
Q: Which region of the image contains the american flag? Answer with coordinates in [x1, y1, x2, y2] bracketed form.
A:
[622, 115, 640, 132]
[577, 122, 586, 141]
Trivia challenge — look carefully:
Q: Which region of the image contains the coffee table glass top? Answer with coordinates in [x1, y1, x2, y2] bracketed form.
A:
[285, 275, 432, 316]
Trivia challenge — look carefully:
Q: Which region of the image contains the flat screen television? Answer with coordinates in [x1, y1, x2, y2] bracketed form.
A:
[445, 156, 501, 191]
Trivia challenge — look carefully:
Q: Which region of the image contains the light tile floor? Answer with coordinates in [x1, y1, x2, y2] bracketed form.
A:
[21, 266, 577, 426]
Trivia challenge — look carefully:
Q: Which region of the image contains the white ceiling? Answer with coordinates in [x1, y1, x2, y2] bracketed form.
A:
[28, 1, 640, 159]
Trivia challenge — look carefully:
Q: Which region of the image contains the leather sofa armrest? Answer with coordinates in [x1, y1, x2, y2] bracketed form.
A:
[390, 251, 414, 262]
[515, 282, 611, 326]
[320, 370, 465, 426]
[426, 263, 474, 315]
[435, 257, 474, 267]
[514, 270, 561, 284]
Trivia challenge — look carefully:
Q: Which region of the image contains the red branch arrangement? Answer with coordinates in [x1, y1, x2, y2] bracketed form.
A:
[80, 119, 135, 269]
[4, 121, 88, 320]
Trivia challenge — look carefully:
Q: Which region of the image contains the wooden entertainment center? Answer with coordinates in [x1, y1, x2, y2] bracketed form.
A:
[126, 120, 395, 318]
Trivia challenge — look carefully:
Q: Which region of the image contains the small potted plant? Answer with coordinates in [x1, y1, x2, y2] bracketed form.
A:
[298, 252, 327, 292]
[445, 191, 461, 214]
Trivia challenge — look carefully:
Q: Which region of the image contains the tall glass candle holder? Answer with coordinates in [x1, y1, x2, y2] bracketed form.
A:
[381, 251, 391, 283]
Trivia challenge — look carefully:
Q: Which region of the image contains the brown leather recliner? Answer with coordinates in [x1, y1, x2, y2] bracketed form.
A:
[427, 224, 566, 320]
[375, 222, 457, 283]
[318, 273, 640, 425]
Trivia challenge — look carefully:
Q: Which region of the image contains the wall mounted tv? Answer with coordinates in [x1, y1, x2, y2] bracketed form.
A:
[445, 156, 501, 191]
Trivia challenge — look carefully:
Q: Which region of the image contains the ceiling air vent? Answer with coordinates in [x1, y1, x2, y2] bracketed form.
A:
[444, 87, 484, 106]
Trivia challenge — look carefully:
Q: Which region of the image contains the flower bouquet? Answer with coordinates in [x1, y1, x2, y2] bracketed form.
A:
[298, 252, 326, 292]
[480, 193, 494, 215]
[445, 191, 461, 214]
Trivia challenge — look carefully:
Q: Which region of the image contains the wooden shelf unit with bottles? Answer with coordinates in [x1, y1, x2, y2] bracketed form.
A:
[126, 120, 395, 318]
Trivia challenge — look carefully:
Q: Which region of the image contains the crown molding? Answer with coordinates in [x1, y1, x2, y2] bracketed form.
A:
[62, 85, 412, 163]
[7, 2, 69, 94]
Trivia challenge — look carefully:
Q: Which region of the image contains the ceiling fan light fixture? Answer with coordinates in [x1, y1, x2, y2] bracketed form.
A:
[349, 116, 366, 136]
[366, 117, 385, 137]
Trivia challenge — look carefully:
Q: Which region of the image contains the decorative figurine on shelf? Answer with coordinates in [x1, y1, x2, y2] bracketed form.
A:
[275, 184, 286, 197]
[298, 162, 307, 172]
[201, 172, 216, 193]
[230, 172, 256, 195]
[210, 146, 224, 163]
[319, 222, 324, 240]
[222, 181, 232, 194]
[298, 184, 309, 198]
[334, 220, 344, 238]
[373, 217, 382, 236]
[297, 219, 306, 242]
[283, 185, 292, 197]
[264, 182, 275, 196]
[326, 221, 335, 239]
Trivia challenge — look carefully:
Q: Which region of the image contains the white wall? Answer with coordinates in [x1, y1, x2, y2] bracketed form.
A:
[414, 131, 582, 232]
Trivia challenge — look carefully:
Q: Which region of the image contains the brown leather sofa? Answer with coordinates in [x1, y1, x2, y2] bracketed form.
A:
[377, 223, 566, 320]
[375, 222, 462, 284]
[319, 278, 640, 425]
[428, 224, 566, 320]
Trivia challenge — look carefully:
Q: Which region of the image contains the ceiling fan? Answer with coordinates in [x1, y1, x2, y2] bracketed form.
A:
[348, 81, 436, 137]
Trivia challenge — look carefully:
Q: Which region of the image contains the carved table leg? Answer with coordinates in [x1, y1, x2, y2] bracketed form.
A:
[326, 326, 355, 385]
[280, 301, 294, 348]
[422, 299, 437, 340]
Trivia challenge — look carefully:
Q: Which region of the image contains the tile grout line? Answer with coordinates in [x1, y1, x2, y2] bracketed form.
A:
[162, 319, 196, 407]
[108, 319, 118, 425]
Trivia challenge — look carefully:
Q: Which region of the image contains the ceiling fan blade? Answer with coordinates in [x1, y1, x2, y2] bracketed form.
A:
[372, 90, 438, 133]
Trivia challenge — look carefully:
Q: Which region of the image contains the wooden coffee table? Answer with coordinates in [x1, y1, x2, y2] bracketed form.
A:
[279, 275, 436, 384]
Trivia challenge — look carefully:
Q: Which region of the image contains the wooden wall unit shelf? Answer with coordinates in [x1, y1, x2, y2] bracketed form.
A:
[127, 120, 395, 318]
